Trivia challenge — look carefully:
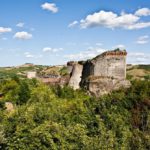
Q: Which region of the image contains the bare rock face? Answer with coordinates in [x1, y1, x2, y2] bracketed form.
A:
[68, 49, 131, 97]
[86, 76, 131, 97]
[82, 50, 127, 80]
[67, 61, 77, 75]
[68, 63, 83, 90]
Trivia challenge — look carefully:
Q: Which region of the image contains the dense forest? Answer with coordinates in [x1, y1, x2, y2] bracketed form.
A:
[0, 76, 149, 150]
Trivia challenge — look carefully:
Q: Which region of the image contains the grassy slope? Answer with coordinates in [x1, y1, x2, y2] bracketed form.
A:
[127, 65, 150, 80]
[0, 65, 45, 79]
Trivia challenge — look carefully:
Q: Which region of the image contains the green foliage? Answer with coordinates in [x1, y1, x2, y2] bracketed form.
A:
[17, 80, 31, 105]
[137, 65, 150, 71]
[0, 125, 7, 149]
[0, 101, 5, 110]
[126, 74, 133, 80]
[0, 78, 149, 149]
[52, 85, 76, 99]
[144, 75, 150, 80]
[0, 65, 45, 80]
[59, 66, 68, 76]
[0, 78, 32, 105]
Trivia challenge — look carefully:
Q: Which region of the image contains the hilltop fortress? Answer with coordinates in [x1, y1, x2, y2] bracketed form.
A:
[68, 49, 130, 97]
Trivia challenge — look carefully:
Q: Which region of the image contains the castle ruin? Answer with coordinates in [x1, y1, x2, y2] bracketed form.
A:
[68, 49, 130, 97]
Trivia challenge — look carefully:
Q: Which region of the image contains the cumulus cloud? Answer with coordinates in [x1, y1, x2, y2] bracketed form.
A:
[69, 8, 150, 30]
[80, 11, 140, 29]
[41, 2, 58, 13]
[43, 47, 63, 53]
[127, 22, 150, 30]
[0, 27, 12, 33]
[64, 47, 106, 60]
[68, 21, 78, 28]
[16, 22, 24, 27]
[14, 31, 32, 40]
[136, 35, 149, 44]
[135, 8, 150, 16]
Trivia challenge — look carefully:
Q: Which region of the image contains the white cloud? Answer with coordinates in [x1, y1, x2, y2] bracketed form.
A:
[0, 27, 12, 33]
[14, 31, 32, 40]
[24, 52, 34, 58]
[64, 47, 106, 60]
[80, 11, 139, 29]
[41, 2, 58, 13]
[43, 47, 63, 53]
[24, 52, 43, 59]
[16, 22, 24, 27]
[136, 35, 149, 44]
[68, 21, 78, 28]
[113, 44, 125, 50]
[43, 47, 52, 52]
[135, 8, 150, 16]
[70, 8, 150, 30]
[127, 22, 150, 30]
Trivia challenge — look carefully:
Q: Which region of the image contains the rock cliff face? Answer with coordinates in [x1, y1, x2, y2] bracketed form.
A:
[67, 49, 130, 97]
[67, 61, 76, 75]
[68, 63, 83, 90]
[82, 50, 127, 80]
[86, 76, 130, 97]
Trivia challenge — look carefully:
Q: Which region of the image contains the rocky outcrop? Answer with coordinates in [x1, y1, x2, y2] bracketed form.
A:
[68, 63, 83, 90]
[86, 76, 131, 97]
[82, 49, 127, 80]
[67, 61, 77, 75]
[67, 49, 130, 97]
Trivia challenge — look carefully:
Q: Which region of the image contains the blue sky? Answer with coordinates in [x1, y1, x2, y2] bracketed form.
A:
[0, 0, 150, 66]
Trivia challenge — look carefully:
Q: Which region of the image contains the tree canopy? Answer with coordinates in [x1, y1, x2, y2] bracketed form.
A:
[0, 77, 149, 150]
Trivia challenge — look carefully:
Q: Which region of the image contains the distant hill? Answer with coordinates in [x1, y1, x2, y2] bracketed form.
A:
[0, 64, 46, 79]
[0, 64, 68, 80]
[0, 64, 149, 80]
[127, 64, 150, 80]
